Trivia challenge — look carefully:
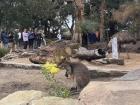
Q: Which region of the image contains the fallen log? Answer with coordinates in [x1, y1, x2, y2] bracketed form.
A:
[73, 47, 106, 61]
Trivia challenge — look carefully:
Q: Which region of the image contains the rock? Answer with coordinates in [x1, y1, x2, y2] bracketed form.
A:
[29, 56, 48, 64]
[0, 90, 45, 105]
[30, 96, 78, 105]
[0, 90, 78, 105]
[19, 52, 35, 58]
[1, 53, 18, 61]
[103, 58, 125, 65]
[114, 69, 140, 81]
[78, 80, 140, 105]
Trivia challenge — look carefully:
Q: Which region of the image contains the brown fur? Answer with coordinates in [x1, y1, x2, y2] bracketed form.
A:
[59, 61, 90, 91]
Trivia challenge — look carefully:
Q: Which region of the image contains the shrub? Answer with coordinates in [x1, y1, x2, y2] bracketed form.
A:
[79, 19, 99, 33]
[50, 86, 71, 98]
[0, 48, 9, 58]
[42, 62, 71, 98]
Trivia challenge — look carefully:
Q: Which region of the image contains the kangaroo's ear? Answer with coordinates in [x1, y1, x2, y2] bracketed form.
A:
[57, 56, 71, 68]
[61, 57, 70, 63]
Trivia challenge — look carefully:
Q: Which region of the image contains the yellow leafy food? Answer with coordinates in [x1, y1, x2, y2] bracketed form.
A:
[42, 62, 60, 75]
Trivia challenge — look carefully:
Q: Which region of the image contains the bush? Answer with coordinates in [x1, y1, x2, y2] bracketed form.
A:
[42, 62, 71, 98]
[49, 85, 71, 98]
[53, 87, 71, 98]
[80, 19, 99, 33]
[0, 48, 9, 58]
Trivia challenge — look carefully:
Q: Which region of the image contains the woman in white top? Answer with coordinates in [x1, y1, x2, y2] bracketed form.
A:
[22, 29, 29, 49]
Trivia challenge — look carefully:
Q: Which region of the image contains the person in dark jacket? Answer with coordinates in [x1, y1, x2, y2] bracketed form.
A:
[36, 30, 42, 48]
[14, 29, 19, 50]
[8, 32, 14, 53]
[28, 29, 35, 49]
[1, 31, 9, 48]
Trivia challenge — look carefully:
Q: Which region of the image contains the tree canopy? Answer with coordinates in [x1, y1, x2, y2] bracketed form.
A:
[0, 0, 139, 40]
[0, 0, 75, 37]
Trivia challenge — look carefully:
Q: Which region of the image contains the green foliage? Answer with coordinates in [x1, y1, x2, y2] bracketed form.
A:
[0, 48, 9, 58]
[60, 3, 75, 18]
[41, 63, 71, 98]
[129, 21, 140, 34]
[80, 20, 99, 33]
[55, 87, 71, 98]
[106, 0, 133, 9]
[42, 67, 55, 81]
[0, 0, 75, 36]
[84, 0, 135, 41]
[86, 0, 101, 22]
[0, 0, 32, 28]
[49, 86, 71, 98]
[84, 3, 90, 17]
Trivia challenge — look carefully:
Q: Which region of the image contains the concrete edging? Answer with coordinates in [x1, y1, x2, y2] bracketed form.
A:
[0, 62, 41, 70]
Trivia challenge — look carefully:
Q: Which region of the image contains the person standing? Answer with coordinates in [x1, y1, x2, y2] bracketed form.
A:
[1, 31, 9, 48]
[22, 29, 29, 50]
[13, 29, 19, 50]
[33, 31, 38, 49]
[8, 32, 14, 53]
[18, 30, 23, 48]
[28, 29, 35, 50]
[36, 30, 42, 48]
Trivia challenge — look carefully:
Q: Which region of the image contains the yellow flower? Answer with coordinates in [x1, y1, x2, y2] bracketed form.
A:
[50, 67, 60, 74]
[42, 62, 60, 75]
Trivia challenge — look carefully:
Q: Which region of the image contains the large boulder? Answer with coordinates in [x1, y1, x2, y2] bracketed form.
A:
[78, 80, 140, 105]
[30, 96, 78, 105]
[0, 90, 78, 105]
[0, 90, 44, 105]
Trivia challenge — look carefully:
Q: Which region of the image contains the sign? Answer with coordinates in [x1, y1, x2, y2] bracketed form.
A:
[112, 37, 119, 59]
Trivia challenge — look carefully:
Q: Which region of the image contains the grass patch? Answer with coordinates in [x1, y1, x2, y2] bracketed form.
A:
[42, 62, 71, 98]
[0, 48, 9, 58]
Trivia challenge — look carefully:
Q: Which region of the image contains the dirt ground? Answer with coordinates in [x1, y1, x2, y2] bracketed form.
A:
[84, 53, 140, 71]
[0, 68, 49, 99]
[106, 53, 140, 70]
[0, 53, 140, 99]
[0, 67, 115, 100]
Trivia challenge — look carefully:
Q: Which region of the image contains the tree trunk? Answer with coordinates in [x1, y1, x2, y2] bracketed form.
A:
[44, 23, 47, 37]
[73, 0, 84, 44]
[99, 0, 106, 41]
